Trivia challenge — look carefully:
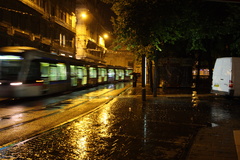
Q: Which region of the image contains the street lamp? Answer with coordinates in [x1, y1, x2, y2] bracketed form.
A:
[81, 12, 87, 19]
[103, 33, 109, 39]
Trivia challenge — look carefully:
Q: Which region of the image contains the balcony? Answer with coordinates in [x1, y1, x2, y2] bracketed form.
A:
[19, 0, 47, 17]
[50, 16, 76, 33]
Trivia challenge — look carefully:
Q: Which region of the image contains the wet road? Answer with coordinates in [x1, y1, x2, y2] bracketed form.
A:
[0, 83, 130, 147]
[1, 85, 240, 159]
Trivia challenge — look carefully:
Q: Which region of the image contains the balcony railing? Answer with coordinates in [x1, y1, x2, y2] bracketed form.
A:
[19, 0, 46, 16]
[50, 16, 76, 33]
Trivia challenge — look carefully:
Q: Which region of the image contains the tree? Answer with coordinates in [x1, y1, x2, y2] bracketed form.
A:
[102, 0, 240, 93]
[102, 0, 186, 96]
[183, 1, 240, 90]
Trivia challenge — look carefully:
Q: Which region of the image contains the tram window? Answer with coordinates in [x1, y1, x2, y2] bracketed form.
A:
[103, 69, 107, 81]
[120, 69, 125, 79]
[40, 62, 49, 78]
[119, 70, 123, 76]
[126, 69, 133, 79]
[82, 67, 87, 77]
[70, 65, 77, 76]
[100, 68, 107, 81]
[49, 65, 57, 81]
[77, 68, 83, 79]
[70, 65, 78, 86]
[56, 63, 67, 80]
[126, 70, 132, 76]
[99, 68, 105, 77]
[103, 69, 107, 76]
[78, 66, 87, 85]
[101, 69, 104, 77]
[26, 61, 41, 81]
[89, 67, 97, 78]
[108, 69, 115, 78]
[98, 68, 102, 82]
[98, 68, 102, 77]
[115, 69, 119, 80]
[0, 58, 22, 80]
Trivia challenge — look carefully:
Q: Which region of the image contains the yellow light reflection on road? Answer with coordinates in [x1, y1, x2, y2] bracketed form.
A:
[192, 91, 199, 107]
[98, 105, 111, 138]
[75, 136, 88, 158]
[11, 113, 24, 122]
[68, 120, 90, 159]
[64, 102, 114, 159]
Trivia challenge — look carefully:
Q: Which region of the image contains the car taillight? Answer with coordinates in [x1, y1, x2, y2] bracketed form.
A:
[229, 80, 233, 88]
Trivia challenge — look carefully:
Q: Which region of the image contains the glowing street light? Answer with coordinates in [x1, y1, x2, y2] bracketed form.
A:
[81, 12, 87, 19]
[103, 33, 109, 39]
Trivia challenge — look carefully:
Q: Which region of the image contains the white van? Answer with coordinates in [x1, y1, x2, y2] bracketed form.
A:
[211, 57, 240, 96]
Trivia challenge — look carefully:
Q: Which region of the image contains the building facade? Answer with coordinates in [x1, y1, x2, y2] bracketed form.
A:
[75, 0, 115, 63]
[0, 0, 135, 69]
[104, 49, 134, 69]
[0, 0, 76, 57]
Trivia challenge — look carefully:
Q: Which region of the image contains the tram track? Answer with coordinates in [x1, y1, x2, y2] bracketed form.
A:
[0, 88, 114, 132]
[0, 85, 131, 147]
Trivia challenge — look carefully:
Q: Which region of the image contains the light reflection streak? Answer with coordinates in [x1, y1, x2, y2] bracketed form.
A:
[191, 91, 199, 107]
[75, 136, 88, 158]
[6, 106, 26, 121]
[143, 114, 147, 143]
[11, 113, 24, 122]
[68, 119, 91, 159]
[98, 106, 111, 138]
[65, 105, 113, 159]
[108, 84, 114, 89]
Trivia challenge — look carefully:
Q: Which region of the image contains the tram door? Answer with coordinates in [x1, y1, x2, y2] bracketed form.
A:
[77, 66, 87, 86]
[40, 62, 50, 93]
[70, 65, 78, 87]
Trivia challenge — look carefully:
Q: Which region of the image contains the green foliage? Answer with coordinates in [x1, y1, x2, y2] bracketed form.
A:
[102, 0, 240, 59]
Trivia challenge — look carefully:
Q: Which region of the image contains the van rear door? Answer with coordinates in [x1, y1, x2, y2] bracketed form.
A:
[212, 58, 232, 95]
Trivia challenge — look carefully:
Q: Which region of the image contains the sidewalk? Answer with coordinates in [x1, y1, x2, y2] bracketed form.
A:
[125, 83, 239, 160]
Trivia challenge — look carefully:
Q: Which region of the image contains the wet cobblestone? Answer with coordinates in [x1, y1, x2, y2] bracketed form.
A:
[1, 84, 240, 160]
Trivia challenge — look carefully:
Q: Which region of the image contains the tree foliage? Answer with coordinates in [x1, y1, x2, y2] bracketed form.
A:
[102, 0, 240, 59]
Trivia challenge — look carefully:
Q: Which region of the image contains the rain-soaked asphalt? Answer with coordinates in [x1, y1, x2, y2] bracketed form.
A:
[1, 84, 240, 160]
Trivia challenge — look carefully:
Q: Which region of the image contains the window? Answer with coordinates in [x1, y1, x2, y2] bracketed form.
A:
[56, 63, 67, 80]
[78, 66, 87, 85]
[0, 55, 23, 80]
[27, 61, 41, 81]
[47, 63, 67, 81]
[115, 69, 119, 80]
[77, 67, 83, 79]
[49, 64, 57, 81]
[70, 65, 77, 76]
[40, 62, 49, 78]
[126, 69, 132, 76]
[98, 68, 107, 82]
[89, 67, 97, 78]
[59, 33, 66, 46]
[119, 69, 125, 79]
[60, 33, 62, 46]
[108, 69, 115, 78]
[62, 35, 66, 47]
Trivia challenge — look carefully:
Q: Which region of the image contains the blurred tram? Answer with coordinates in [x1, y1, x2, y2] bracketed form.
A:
[0, 46, 133, 97]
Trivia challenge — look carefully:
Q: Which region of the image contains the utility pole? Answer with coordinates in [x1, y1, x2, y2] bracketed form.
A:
[142, 54, 146, 101]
